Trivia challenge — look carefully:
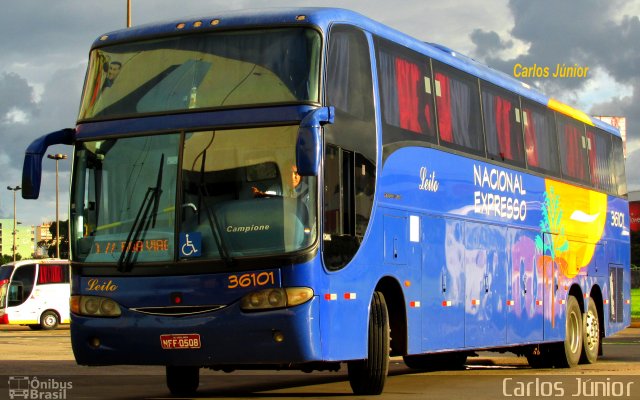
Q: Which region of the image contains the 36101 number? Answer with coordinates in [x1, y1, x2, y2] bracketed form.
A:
[228, 272, 275, 289]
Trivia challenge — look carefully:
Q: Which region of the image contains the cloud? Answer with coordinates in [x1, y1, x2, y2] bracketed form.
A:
[0, 72, 38, 123]
[626, 147, 640, 192]
[591, 83, 640, 188]
[475, 0, 638, 94]
[468, 0, 640, 191]
[2, 0, 639, 224]
[0, 65, 83, 226]
[470, 29, 513, 59]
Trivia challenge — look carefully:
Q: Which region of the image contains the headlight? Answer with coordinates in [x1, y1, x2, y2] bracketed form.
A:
[240, 287, 313, 311]
[70, 295, 122, 317]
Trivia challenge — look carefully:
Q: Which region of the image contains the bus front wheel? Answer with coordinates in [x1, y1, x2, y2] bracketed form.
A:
[166, 366, 199, 397]
[347, 291, 389, 395]
[40, 311, 59, 330]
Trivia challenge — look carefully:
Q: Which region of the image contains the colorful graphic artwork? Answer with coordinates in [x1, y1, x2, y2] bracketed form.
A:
[536, 180, 607, 279]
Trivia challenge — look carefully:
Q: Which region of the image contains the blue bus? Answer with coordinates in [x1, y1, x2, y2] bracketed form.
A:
[22, 8, 630, 396]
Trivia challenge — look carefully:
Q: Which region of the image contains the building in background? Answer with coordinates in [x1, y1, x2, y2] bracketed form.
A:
[0, 219, 35, 259]
[35, 221, 53, 258]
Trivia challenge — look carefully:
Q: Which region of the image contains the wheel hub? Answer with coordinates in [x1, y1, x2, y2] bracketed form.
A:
[584, 311, 599, 350]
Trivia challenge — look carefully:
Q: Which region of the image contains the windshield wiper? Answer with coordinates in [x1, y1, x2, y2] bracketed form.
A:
[118, 154, 164, 272]
[197, 148, 233, 267]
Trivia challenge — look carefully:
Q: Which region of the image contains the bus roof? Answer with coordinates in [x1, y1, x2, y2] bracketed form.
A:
[92, 7, 621, 138]
[1, 259, 69, 268]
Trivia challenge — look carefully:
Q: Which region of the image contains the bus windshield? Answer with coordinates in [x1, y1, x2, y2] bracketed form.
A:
[78, 28, 321, 120]
[70, 126, 317, 266]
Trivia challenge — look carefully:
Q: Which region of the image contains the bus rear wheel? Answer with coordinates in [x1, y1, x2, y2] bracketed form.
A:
[347, 291, 389, 395]
[40, 311, 59, 330]
[555, 295, 582, 368]
[580, 300, 600, 364]
[166, 366, 199, 397]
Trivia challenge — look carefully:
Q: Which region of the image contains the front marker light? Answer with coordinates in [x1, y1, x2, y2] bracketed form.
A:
[70, 295, 122, 317]
[286, 287, 314, 306]
[240, 287, 313, 311]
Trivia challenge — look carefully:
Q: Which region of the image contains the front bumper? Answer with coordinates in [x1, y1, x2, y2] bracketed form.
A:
[71, 297, 321, 367]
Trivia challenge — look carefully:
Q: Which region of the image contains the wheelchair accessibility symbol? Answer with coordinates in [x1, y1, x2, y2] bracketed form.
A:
[180, 232, 202, 258]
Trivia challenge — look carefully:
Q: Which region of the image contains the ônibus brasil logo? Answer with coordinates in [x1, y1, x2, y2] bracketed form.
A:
[8, 376, 72, 400]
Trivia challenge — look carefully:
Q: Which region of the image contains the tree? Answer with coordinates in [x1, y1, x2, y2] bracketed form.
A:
[37, 220, 69, 259]
[1, 254, 22, 264]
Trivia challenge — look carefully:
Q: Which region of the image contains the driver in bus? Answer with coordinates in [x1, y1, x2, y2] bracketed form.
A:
[252, 164, 308, 203]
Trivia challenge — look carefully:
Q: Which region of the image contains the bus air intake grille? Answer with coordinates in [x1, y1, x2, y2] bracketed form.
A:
[131, 305, 226, 316]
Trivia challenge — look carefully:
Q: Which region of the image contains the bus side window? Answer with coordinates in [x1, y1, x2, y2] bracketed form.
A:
[38, 264, 70, 284]
[557, 115, 589, 184]
[8, 282, 24, 307]
[323, 25, 376, 271]
[355, 154, 375, 237]
[376, 37, 436, 145]
[585, 127, 614, 194]
[481, 82, 525, 166]
[522, 101, 559, 176]
[433, 62, 484, 156]
[611, 137, 627, 197]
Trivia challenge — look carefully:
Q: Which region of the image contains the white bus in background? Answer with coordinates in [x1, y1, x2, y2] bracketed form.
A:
[0, 259, 70, 330]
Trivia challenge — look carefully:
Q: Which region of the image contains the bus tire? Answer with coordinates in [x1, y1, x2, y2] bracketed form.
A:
[347, 291, 389, 395]
[403, 352, 467, 370]
[166, 366, 199, 397]
[555, 296, 582, 368]
[580, 299, 600, 364]
[40, 311, 59, 330]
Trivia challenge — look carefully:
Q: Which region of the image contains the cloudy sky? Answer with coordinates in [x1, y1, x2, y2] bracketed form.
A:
[1, 0, 639, 226]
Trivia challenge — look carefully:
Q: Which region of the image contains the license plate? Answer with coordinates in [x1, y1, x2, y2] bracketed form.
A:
[160, 334, 201, 349]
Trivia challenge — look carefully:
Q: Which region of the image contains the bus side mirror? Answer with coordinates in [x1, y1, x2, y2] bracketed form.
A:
[22, 128, 75, 199]
[296, 107, 334, 176]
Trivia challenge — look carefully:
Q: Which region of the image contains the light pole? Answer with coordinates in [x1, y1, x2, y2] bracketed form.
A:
[47, 153, 68, 259]
[127, 0, 132, 27]
[6, 186, 21, 261]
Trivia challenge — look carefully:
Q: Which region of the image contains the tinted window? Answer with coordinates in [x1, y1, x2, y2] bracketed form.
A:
[37, 264, 70, 284]
[611, 137, 627, 197]
[325, 25, 376, 162]
[522, 102, 559, 175]
[481, 83, 525, 166]
[79, 28, 321, 120]
[9, 264, 36, 307]
[433, 62, 484, 155]
[557, 115, 589, 184]
[585, 127, 614, 193]
[324, 25, 376, 270]
[376, 38, 436, 145]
